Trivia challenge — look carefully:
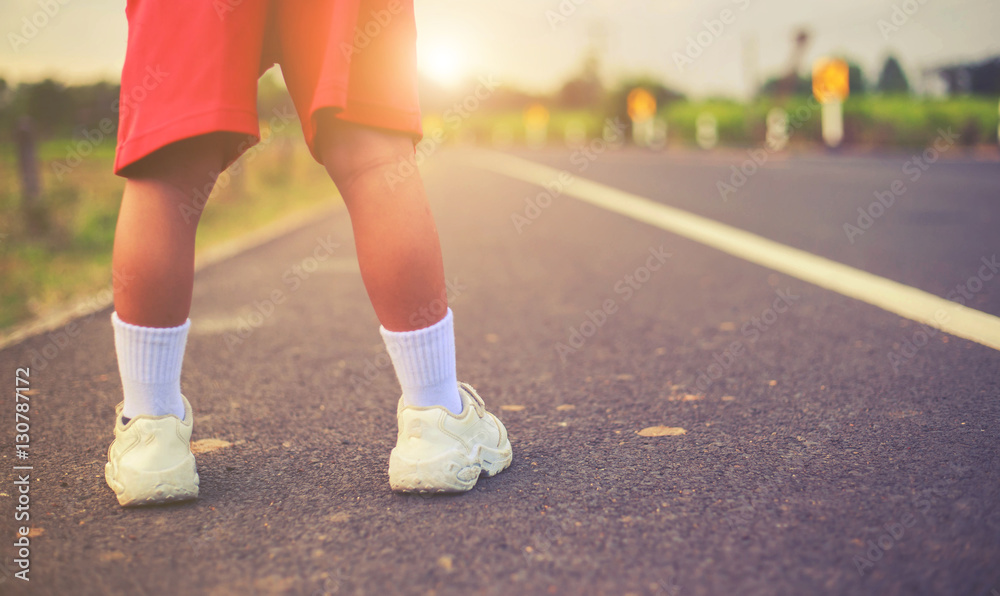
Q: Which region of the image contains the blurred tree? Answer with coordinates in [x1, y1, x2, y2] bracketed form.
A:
[24, 79, 74, 134]
[847, 61, 867, 95]
[66, 81, 119, 133]
[877, 56, 910, 94]
[0, 79, 124, 141]
[0, 78, 10, 141]
[936, 56, 1000, 95]
[775, 28, 812, 99]
[752, 28, 813, 100]
[966, 59, 1000, 95]
[759, 75, 811, 97]
[475, 86, 541, 111]
[556, 53, 604, 108]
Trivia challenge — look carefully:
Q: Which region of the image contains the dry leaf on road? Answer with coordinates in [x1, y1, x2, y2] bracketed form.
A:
[637, 426, 687, 437]
[191, 438, 233, 454]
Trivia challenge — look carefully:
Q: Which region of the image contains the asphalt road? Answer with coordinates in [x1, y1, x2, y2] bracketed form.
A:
[2, 146, 999, 596]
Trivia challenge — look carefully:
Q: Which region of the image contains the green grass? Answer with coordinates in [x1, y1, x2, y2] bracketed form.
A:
[451, 96, 999, 149]
[664, 96, 999, 148]
[0, 128, 338, 330]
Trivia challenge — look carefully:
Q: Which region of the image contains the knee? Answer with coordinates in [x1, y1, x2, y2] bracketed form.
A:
[316, 117, 415, 195]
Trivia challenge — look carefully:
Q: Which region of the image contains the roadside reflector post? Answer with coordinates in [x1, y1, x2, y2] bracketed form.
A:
[649, 118, 668, 150]
[523, 104, 549, 149]
[627, 88, 657, 148]
[766, 107, 789, 151]
[696, 112, 718, 150]
[812, 58, 849, 148]
[15, 116, 46, 232]
[820, 100, 844, 148]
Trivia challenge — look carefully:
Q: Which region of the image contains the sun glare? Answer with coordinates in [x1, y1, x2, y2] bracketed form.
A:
[420, 43, 464, 87]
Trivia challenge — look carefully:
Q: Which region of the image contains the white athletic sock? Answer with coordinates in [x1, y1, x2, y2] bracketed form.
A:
[112, 312, 189, 420]
[379, 308, 462, 414]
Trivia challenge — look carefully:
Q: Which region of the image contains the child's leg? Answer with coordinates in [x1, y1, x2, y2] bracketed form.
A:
[315, 117, 446, 332]
[113, 135, 227, 327]
[316, 117, 461, 413]
[315, 117, 512, 494]
[111, 135, 226, 419]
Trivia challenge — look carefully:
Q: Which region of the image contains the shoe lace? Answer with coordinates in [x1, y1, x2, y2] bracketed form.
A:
[460, 382, 486, 416]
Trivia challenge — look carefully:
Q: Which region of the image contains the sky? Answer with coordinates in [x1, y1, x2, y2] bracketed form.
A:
[2, 0, 998, 99]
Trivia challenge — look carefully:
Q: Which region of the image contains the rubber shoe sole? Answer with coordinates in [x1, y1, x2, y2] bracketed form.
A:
[388, 383, 512, 493]
[105, 395, 199, 506]
[105, 455, 199, 507]
[388, 439, 512, 493]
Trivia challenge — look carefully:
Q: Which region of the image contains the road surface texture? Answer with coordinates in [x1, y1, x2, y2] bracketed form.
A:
[2, 146, 999, 595]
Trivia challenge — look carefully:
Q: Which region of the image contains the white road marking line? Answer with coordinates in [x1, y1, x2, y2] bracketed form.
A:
[467, 150, 1000, 353]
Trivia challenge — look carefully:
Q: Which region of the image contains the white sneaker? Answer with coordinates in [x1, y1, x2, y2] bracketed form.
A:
[104, 395, 199, 506]
[388, 382, 513, 493]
